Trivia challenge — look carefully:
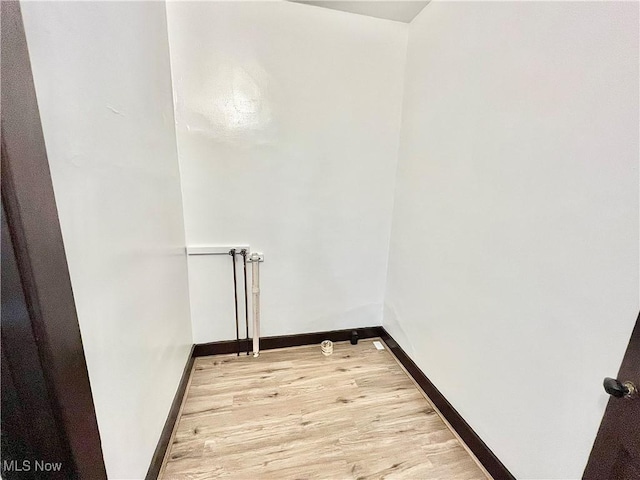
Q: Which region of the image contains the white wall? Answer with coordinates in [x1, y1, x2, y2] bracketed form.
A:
[166, 1, 407, 343]
[384, 2, 639, 479]
[22, 2, 193, 478]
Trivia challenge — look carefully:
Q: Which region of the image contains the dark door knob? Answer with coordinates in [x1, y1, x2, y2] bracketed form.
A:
[604, 377, 637, 398]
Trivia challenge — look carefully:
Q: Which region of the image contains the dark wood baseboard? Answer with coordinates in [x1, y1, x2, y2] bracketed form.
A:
[145, 346, 195, 480]
[192, 326, 384, 357]
[378, 328, 515, 480]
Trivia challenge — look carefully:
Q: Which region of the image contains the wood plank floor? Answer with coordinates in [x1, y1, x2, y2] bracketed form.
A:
[159, 339, 488, 479]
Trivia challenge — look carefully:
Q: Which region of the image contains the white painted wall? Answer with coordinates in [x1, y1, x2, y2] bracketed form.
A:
[384, 2, 639, 478]
[166, 1, 407, 343]
[21, 2, 192, 478]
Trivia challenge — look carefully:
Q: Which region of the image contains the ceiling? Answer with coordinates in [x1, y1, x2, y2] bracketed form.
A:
[290, 1, 430, 23]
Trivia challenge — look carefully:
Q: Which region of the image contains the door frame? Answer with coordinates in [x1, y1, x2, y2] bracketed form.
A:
[1, 1, 106, 477]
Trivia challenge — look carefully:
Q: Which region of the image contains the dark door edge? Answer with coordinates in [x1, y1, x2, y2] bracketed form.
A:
[583, 311, 640, 479]
[2, 2, 106, 477]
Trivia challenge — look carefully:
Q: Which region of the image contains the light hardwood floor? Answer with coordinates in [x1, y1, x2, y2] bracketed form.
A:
[159, 339, 489, 479]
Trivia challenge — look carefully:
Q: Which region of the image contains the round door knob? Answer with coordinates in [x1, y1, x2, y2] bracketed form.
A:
[604, 377, 637, 398]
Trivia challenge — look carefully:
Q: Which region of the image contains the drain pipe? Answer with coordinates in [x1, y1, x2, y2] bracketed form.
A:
[248, 252, 264, 357]
[241, 249, 250, 355]
[229, 249, 240, 356]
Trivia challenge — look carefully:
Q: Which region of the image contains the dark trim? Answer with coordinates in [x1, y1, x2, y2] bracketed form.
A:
[379, 328, 515, 480]
[583, 311, 640, 479]
[145, 347, 195, 480]
[192, 326, 383, 357]
[1, 2, 106, 478]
